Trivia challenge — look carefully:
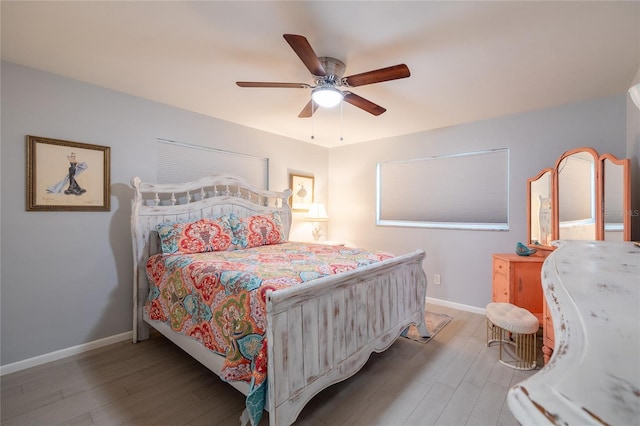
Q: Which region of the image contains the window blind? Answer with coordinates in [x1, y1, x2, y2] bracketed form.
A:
[377, 148, 509, 230]
[156, 138, 268, 188]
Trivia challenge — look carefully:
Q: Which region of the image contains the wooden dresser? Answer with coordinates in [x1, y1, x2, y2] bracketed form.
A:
[491, 254, 545, 325]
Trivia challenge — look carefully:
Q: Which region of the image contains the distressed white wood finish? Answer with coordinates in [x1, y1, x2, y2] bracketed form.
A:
[130, 173, 429, 426]
[508, 240, 640, 425]
[266, 251, 427, 426]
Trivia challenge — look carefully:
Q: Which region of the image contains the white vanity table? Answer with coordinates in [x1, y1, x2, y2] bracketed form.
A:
[508, 240, 640, 425]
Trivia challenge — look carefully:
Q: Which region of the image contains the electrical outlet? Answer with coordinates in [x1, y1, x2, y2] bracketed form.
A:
[433, 274, 441, 285]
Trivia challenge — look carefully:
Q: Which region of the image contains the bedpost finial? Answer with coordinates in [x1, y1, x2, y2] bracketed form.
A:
[131, 177, 142, 203]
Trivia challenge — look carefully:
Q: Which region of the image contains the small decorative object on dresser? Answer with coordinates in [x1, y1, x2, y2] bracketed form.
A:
[515, 242, 537, 256]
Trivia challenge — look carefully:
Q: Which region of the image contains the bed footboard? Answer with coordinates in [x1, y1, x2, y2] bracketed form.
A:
[265, 250, 428, 426]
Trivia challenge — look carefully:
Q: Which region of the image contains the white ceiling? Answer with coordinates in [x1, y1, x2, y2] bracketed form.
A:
[2, 1, 639, 148]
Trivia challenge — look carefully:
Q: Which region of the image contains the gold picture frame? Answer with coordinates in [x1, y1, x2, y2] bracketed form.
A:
[289, 173, 314, 212]
[26, 135, 111, 211]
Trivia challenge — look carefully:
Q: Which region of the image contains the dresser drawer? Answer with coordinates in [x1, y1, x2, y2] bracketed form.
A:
[492, 271, 510, 302]
[494, 258, 510, 276]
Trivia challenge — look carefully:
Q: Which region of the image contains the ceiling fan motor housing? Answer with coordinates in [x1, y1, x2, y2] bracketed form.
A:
[318, 56, 345, 81]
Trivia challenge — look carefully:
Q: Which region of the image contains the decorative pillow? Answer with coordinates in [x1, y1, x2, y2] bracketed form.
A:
[229, 212, 286, 249]
[156, 216, 235, 254]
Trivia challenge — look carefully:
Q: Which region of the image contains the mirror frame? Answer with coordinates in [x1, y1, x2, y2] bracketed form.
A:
[527, 147, 630, 249]
[599, 153, 631, 241]
[552, 147, 600, 242]
[527, 168, 554, 250]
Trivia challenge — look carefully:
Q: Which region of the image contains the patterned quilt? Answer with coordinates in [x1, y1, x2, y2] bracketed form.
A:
[145, 241, 394, 424]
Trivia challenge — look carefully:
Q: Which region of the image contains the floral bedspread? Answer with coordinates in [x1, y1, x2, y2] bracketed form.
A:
[144, 241, 394, 424]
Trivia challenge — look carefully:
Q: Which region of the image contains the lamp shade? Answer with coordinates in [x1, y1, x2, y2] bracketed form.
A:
[629, 68, 640, 110]
[305, 203, 329, 222]
[629, 69, 640, 109]
[311, 86, 343, 108]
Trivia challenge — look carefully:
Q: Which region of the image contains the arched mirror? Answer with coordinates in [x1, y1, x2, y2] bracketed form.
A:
[600, 154, 631, 241]
[527, 168, 553, 248]
[554, 148, 599, 241]
[527, 147, 631, 249]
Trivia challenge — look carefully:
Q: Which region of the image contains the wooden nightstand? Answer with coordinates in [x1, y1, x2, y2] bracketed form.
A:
[491, 253, 545, 325]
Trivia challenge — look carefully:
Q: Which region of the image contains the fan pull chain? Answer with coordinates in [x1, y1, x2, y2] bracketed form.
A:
[340, 99, 344, 142]
[310, 99, 315, 140]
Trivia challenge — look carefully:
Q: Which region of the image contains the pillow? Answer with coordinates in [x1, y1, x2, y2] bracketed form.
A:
[229, 211, 286, 249]
[156, 216, 235, 254]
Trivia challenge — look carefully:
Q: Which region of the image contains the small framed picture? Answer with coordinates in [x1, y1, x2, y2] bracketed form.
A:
[26, 135, 111, 211]
[289, 173, 314, 212]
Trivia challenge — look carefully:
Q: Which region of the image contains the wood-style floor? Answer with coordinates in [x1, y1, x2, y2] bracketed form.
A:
[1, 304, 540, 425]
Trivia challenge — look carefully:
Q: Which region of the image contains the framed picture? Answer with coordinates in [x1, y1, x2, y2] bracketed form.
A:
[289, 173, 314, 212]
[26, 135, 111, 211]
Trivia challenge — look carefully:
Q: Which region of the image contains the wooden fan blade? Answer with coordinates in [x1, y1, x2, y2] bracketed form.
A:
[343, 64, 410, 87]
[236, 81, 311, 88]
[298, 100, 318, 118]
[283, 34, 326, 77]
[343, 92, 386, 116]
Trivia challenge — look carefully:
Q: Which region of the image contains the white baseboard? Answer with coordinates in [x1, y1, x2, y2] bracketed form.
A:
[0, 331, 133, 376]
[426, 297, 486, 315]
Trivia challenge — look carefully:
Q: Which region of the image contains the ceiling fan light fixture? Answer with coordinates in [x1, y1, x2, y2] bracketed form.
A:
[311, 85, 344, 108]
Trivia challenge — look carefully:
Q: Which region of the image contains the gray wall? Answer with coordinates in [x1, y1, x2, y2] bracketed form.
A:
[328, 96, 629, 308]
[0, 61, 329, 366]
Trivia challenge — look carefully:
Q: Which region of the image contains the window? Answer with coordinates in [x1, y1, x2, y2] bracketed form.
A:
[156, 138, 268, 188]
[376, 148, 509, 230]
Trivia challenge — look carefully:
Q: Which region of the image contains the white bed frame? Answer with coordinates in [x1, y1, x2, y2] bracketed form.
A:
[130, 173, 429, 426]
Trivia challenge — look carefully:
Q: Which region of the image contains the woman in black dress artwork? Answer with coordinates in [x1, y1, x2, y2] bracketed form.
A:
[64, 152, 86, 195]
[46, 152, 88, 195]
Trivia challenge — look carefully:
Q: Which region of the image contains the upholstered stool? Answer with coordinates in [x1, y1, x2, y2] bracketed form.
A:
[486, 302, 539, 370]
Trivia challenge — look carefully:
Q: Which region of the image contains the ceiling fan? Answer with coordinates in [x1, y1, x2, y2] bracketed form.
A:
[236, 34, 411, 118]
